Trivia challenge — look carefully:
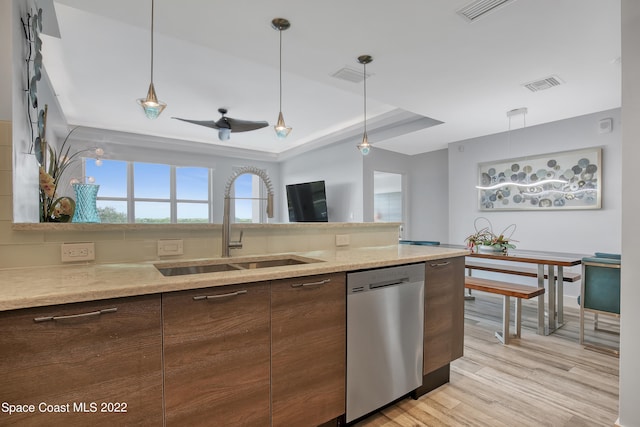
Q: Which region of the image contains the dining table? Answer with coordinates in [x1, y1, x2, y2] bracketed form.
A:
[465, 248, 586, 335]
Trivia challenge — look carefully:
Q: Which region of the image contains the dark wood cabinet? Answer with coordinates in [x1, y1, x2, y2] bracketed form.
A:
[423, 256, 465, 375]
[162, 282, 271, 426]
[271, 273, 346, 427]
[0, 256, 463, 425]
[0, 295, 163, 426]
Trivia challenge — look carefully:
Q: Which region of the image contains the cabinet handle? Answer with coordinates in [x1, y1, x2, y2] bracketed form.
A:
[430, 261, 451, 267]
[34, 307, 118, 323]
[291, 279, 331, 288]
[193, 290, 248, 301]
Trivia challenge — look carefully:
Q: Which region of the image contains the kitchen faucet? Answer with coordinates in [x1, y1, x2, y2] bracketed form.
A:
[222, 166, 274, 257]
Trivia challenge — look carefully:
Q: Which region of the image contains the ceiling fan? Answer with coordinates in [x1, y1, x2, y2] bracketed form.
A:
[172, 108, 269, 141]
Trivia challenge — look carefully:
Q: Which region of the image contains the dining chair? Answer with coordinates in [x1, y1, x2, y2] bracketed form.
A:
[579, 253, 621, 355]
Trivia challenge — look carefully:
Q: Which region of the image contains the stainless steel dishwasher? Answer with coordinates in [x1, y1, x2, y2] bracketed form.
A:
[346, 263, 425, 423]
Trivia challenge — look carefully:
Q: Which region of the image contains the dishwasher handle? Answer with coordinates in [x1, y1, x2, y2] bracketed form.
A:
[369, 277, 410, 290]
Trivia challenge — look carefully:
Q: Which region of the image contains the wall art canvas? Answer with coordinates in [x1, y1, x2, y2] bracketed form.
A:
[477, 147, 602, 211]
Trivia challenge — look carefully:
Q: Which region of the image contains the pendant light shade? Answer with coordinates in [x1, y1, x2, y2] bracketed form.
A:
[358, 131, 371, 156]
[137, 0, 166, 119]
[272, 18, 292, 139]
[275, 111, 291, 139]
[357, 55, 373, 155]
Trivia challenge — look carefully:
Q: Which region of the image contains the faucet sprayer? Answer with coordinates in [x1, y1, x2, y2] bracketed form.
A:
[222, 166, 274, 257]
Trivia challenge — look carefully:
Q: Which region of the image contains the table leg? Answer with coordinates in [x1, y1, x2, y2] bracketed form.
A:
[557, 267, 564, 324]
[548, 264, 556, 332]
[537, 264, 545, 335]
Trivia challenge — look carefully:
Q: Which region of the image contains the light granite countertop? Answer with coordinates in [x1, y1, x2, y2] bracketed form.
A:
[0, 245, 469, 312]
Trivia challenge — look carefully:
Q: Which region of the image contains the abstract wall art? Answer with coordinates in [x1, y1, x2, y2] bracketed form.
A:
[477, 147, 602, 211]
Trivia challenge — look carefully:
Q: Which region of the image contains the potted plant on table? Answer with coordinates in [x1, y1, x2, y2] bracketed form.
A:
[465, 217, 517, 254]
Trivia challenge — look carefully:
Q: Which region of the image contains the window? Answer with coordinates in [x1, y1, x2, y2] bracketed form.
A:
[85, 159, 211, 223]
[134, 163, 170, 223]
[233, 172, 265, 223]
[87, 159, 128, 223]
[176, 167, 210, 223]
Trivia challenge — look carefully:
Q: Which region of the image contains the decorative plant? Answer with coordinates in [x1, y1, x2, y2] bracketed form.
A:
[37, 112, 106, 222]
[38, 111, 78, 222]
[22, 9, 103, 222]
[21, 8, 71, 222]
[465, 217, 517, 253]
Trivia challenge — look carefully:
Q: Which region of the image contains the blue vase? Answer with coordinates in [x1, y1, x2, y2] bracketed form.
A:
[72, 183, 101, 223]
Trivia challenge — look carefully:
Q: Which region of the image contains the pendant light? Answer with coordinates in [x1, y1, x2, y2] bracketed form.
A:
[358, 55, 373, 156]
[272, 18, 292, 139]
[137, 0, 166, 119]
[357, 55, 373, 155]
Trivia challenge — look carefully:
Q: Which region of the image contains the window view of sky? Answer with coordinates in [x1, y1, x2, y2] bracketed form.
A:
[85, 160, 256, 222]
[234, 173, 254, 222]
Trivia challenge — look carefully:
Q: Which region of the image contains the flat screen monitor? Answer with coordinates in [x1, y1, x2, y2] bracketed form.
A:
[286, 180, 328, 222]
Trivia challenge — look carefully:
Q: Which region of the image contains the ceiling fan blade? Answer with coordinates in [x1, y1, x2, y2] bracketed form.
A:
[172, 117, 220, 130]
[225, 117, 269, 132]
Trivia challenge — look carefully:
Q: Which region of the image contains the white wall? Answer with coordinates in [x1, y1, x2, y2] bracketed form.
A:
[361, 146, 450, 242]
[448, 109, 621, 256]
[409, 149, 449, 243]
[0, 0, 11, 121]
[619, 1, 640, 425]
[363, 147, 411, 235]
[279, 142, 363, 223]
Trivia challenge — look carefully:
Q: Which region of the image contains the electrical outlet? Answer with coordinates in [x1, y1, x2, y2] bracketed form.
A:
[61, 242, 95, 263]
[335, 234, 350, 247]
[158, 239, 183, 256]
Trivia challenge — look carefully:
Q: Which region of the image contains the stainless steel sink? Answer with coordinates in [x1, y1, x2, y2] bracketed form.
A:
[230, 258, 310, 269]
[156, 262, 242, 277]
[155, 255, 323, 277]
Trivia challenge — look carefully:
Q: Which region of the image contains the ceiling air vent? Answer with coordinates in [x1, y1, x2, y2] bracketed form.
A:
[523, 75, 564, 92]
[456, 0, 517, 22]
[331, 66, 371, 83]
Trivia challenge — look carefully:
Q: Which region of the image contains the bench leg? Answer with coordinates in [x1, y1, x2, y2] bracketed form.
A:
[515, 298, 522, 338]
[537, 294, 544, 336]
[495, 295, 511, 344]
[465, 268, 476, 300]
[537, 265, 545, 335]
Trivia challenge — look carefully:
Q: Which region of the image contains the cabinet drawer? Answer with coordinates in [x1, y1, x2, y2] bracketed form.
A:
[424, 256, 465, 374]
[162, 282, 270, 426]
[271, 273, 346, 427]
[0, 295, 163, 426]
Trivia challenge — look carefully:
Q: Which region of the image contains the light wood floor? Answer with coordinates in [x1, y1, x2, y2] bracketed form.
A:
[356, 292, 620, 427]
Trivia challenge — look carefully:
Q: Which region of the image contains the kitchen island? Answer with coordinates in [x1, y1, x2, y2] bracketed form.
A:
[0, 244, 468, 426]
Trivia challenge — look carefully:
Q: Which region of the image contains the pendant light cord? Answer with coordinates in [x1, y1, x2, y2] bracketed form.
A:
[279, 29, 283, 112]
[150, 0, 155, 84]
[363, 61, 367, 134]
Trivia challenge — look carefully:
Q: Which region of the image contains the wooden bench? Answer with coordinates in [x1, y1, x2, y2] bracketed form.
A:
[465, 276, 545, 344]
[465, 260, 581, 282]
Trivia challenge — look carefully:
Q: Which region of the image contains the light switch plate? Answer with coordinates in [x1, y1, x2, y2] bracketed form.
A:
[335, 234, 350, 247]
[61, 242, 95, 263]
[158, 239, 183, 256]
